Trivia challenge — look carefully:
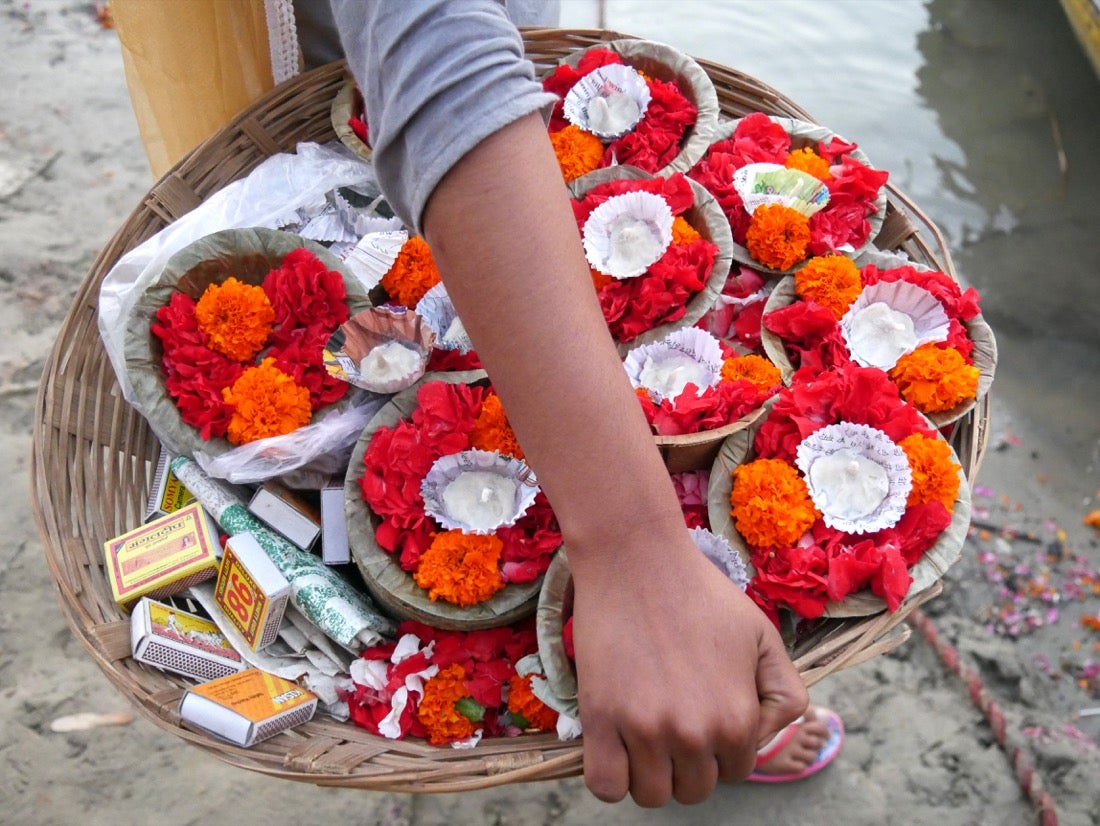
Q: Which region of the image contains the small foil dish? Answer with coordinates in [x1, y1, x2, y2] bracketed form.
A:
[582, 190, 675, 279]
[421, 449, 541, 534]
[623, 326, 725, 402]
[323, 305, 434, 394]
[794, 422, 913, 534]
[416, 282, 475, 354]
[839, 279, 950, 369]
[732, 162, 831, 217]
[563, 63, 652, 140]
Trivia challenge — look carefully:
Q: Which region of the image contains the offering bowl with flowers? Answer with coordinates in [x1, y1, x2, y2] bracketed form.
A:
[760, 248, 997, 427]
[123, 227, 373, 481]
[543, 37, 720, 182]
[345, 371, 562, 631]
[707, 362, 972, 622]
[688, 114, 889, 275]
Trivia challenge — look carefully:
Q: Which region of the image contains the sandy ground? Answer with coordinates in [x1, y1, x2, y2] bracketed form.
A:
[2, 2, 1098, 825]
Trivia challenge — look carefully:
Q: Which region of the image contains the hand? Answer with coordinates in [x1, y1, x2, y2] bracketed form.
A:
[570, 532, 808, 807]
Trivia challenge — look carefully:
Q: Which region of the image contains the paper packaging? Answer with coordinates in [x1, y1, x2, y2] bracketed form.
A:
[131, 597, 244, 681]
[145, 446, 196, 521]
[178, 667, 317, 747]
[319, 478, 350, 565]
[248, 480, 322, 550]
[103, 502, 221, 612]
[214, 532, 290, 650]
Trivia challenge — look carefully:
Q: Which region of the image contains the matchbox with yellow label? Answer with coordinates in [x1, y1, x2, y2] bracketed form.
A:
[145, 447, 196, 521]
[103, 502, 221, 612]
[213, 532, 290, 650]
[178, 667, 318, 747]
[131, 597, 244, 682]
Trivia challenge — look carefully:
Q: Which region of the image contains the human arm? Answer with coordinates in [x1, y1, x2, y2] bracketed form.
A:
[332, 1, 808, 804]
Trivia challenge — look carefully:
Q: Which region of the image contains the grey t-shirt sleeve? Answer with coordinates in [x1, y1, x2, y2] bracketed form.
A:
[329, 0, 559, 234]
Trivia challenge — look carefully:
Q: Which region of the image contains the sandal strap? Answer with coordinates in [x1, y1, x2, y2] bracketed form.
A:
[754, 715, 805, 768]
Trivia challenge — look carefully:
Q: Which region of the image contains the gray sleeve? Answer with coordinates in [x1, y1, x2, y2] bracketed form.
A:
[329, 0, 558, 234]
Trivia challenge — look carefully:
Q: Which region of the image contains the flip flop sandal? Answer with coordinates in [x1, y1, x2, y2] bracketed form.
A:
[747, 707, 845, 783]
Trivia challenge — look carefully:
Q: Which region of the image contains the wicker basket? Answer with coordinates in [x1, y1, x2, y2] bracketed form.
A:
[30, 29, 990, 793]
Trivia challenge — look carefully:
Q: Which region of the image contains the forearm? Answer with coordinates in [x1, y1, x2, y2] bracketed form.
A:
[422, 112, 690, 573]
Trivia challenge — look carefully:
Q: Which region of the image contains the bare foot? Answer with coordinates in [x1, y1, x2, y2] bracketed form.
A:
[752, 706, 832, 777]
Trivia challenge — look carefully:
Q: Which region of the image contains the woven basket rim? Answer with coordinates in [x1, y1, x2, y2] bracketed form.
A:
[29, 29, 989, 793]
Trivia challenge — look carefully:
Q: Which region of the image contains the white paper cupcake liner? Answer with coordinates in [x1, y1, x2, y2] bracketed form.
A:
[342, 230, 409, 294]
[794, 422, 913, 534]
[732, 162, 831, 217]
[840, 280, 951, 369]
[623, 327, 725, 402]
[421, 449, 540, 534]
[323, 306, 433, 394]
[690, 527, 749, 590]
[416, 282, 475, 354]
[582, 190, 675, 279]
[563, 63, 652, 139]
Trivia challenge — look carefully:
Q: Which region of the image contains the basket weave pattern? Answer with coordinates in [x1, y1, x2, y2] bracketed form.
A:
[31, 31, 989, 791]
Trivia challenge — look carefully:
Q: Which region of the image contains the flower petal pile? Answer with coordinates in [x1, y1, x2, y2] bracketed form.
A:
[726, 362, 964, 622]
[544, 47, 698, 177]
[151, 248, 350, 444]
[688, 113, 888, 270]
[346, 620, 557, 745]
[359, 380, 562, 601]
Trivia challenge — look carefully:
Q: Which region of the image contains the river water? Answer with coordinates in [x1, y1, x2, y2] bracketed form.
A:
[562, 0, 1100, 484]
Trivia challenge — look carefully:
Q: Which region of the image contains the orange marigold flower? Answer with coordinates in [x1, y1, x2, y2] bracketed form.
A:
[730, 458, 819, 548]
[785, 147, 832, 181]
[889, 344, 979, 413]
[672, 215, 702, 245]
[745, 204, 811, 271]
[899, 433, 961, 509]
[469, 393, 524, 459]
[507, 673, 559, 731]
[413, 530, 505, 606]
[793, 254, 863, 319]
[549, 124, 604, 183]
[381, 235, 441, 308]
[194, 277, 275, 362]
[417, 663, 478, 745]
[721, 354, 782, 393]
[221, 357, 312, 445]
